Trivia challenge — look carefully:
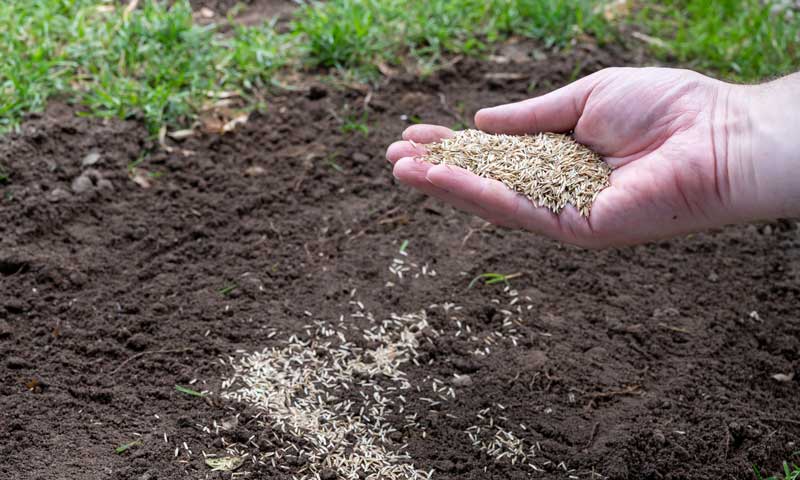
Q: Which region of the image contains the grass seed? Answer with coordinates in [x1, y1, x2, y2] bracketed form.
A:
[425, 130, 610, 217]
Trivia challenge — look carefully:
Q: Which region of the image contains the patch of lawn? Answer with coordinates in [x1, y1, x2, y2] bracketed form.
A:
[635, 0, 800, 81]
[0, 0, 289, 133]
[292, 0, 608, 76]
[2, 0, 800, 133]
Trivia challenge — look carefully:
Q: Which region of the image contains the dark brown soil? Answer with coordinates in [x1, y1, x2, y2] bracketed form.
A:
[1, 42, 799, 480]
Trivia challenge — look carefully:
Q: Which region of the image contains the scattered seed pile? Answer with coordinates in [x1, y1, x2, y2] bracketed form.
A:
[220, 312, 434, 480]
[425, 130, 611, 216]
[212, 289, 565, 478]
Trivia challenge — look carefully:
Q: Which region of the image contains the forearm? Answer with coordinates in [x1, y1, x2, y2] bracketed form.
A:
[726, 73, 800, 220]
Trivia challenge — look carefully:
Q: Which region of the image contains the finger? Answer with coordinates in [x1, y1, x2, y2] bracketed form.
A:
[392, 157, 493, 218]
[386, 140, 427, 165]
[402, 124, 455, 144]
[474, 73, 599, 135]
[425, 164, 564, 237]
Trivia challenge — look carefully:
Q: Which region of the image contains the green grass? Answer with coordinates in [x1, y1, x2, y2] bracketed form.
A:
[174, 384, 204, 397]
[114, 440, 142, 454]
[636, 0, 800, 81]
[0, 0, 289, 133]
[340, 111, 370, 136]
[292, 0, 608, 76]
[468, 272, 522, 289]
[2, 0, 800, 132]
[219, 284, 237, 296]
[754, 461, 800, 480]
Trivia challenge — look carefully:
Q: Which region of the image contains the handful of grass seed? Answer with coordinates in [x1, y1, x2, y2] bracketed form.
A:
[425, 129, 610, 216]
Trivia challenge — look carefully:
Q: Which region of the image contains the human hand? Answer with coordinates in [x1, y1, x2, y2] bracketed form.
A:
[386, 67, 795, 248]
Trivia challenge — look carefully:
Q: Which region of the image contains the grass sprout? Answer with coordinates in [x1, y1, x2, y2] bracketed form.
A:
[468, 272, 521, 289]
[115, 440, 143, 454]
[175, 385, 204, 397]
[340, 111, 369, 136]
[327, 159, 345, 172]
[399, 240, 410, 254]
[754, 462, 800, 480]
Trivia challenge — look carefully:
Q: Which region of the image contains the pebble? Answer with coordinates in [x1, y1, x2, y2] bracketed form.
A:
[138, 472, 154, 480]
[71, 175, 94, 194]
[72, 169, 113, 193]
[452, 357, 479, 373]
[524, 349, 548, 370]
[6, 356, 32, 369]
[652, 429, 666, 446]
[452, 374, 473, 387]
[584, 346, 608, 360]
[68, 271, 88, 286]
[126, 333, 149, 351]
[244, 166, 266, 177]
[81, 152, 101, 167]
[352, 152, 369, 163]
[48, 188, 72, 203]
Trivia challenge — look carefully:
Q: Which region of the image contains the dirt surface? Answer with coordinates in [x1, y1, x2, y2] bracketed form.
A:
[190, 0, 298, 25]
[1, 41, 799, 480]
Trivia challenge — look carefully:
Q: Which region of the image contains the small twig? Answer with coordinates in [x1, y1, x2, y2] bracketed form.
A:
[584, 422, 600, 449]
[658, 323, 691, 334]
[363, 89, 373, 110]
[123, 0, 140, 21]
[758, 417, 800, 427]
[110, 348, 190, 375]
[587, 385, 642, 400]
[506, 371, 521, 386]
[630, 31, 671, 50]
[293, 156, 315, 192]
[347, 228, 367, 243]
[461, 221, 492, 247]
[378, 215, 410, 226]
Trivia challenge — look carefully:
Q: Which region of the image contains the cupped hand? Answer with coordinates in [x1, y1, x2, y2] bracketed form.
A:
[386, 67, 753, 248]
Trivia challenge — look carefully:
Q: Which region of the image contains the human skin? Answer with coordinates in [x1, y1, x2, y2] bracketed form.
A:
[385, 67, 800, 248]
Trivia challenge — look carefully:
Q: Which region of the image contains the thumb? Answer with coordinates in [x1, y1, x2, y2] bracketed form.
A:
[474, 72, 599, 135]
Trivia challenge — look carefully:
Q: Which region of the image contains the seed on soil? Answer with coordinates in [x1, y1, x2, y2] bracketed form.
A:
[424, 129, 611, 216]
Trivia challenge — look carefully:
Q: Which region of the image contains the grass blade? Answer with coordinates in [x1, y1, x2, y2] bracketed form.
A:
[175, 385, 204, 397]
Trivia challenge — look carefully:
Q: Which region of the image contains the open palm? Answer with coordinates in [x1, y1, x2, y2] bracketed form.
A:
[386, 67, 744, 248]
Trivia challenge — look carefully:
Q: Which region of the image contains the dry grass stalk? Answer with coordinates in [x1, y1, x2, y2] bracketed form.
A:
[425, 130, 611, 217]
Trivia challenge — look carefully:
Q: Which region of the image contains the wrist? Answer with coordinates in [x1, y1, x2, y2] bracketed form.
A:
[723, 76, 800, 220]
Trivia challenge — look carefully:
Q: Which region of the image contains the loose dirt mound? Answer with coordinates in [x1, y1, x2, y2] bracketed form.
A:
[1, 44, 798, 480]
